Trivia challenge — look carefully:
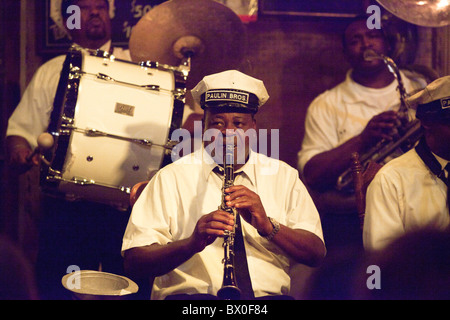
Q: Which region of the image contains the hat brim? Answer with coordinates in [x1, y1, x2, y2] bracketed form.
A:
[202, 102, 258, 114]
[416, 99, 450, 122]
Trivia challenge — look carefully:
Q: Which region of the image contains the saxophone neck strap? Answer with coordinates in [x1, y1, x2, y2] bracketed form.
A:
[415, 137, 448, 186]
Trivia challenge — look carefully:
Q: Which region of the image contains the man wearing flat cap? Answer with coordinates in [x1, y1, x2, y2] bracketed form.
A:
[363, 76, 450, 252]
[122, 70, 326, 300]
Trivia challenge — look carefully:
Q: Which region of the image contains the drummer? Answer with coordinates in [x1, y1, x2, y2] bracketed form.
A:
[7, 0, 130, 172]
[5, 0, 132, 300]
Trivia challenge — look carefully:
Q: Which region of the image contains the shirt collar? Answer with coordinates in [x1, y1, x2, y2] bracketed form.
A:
[342, 69, 399, 106]
[100, 40, 112, 52]
[432, 151, 450, 172]
[73, 40, 112, 53]
[200, 147, 257, 187]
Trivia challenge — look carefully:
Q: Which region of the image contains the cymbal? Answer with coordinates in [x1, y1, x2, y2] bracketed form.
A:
[129, 0, 247, 89]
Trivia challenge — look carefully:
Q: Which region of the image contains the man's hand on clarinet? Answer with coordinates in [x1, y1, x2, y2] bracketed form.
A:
[224, 185, 273, 236]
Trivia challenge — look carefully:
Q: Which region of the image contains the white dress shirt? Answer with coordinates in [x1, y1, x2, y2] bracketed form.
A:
[298, 70, 426, 173]
[6, 41, 131, 149]
[122, 148, 324, 299]
[363, 149, 450, 251]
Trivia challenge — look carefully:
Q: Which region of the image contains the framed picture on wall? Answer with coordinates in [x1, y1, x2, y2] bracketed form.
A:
[260, 0, 370, 18]
[39, 0, 167, 54]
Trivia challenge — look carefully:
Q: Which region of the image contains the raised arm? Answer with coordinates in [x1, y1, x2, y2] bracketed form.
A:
[303, 110, 400, 191]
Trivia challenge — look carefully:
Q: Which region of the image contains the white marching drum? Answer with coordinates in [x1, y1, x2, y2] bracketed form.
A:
[41, 47, 188, 209]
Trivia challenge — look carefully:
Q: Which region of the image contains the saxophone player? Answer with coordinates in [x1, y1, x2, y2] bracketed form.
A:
[297, 15, 427, 252]
[122, 70, 325, 300]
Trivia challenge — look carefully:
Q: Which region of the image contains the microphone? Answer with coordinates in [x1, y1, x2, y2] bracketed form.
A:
[26, 132, 54, 163]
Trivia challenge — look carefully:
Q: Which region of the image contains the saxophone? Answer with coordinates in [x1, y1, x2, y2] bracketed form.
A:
[217, 143, 241, 300]
[335, 49, 423, 191]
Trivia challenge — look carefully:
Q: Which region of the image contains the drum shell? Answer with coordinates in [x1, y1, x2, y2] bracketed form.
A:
[42, 49, 184, 209]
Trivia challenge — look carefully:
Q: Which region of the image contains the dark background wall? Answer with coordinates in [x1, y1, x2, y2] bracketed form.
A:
[0, 0, 438, 257]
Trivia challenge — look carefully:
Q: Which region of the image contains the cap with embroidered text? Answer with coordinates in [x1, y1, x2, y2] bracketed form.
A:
[191, 70, 269, 113]
[407, 75, 450, 121]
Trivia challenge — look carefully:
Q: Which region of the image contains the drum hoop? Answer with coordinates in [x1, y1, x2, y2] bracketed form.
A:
[41, 49, 82, 192]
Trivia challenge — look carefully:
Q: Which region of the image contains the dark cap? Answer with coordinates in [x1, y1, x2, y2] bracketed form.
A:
[407, 75, 450, 122]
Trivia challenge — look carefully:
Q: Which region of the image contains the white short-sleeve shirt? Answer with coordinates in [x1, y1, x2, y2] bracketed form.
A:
[122, 148, 324, 299]
[363, 149, 449, 251]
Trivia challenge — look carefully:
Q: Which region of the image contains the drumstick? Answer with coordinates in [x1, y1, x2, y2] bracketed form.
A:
[26, 133, 54, 162]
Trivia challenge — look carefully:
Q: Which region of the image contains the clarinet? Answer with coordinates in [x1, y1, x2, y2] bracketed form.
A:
[217, 143, 241, 300]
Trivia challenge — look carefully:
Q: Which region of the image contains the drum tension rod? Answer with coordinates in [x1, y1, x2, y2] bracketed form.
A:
[96, 73, 161, 91]
[83, 127, 154, 147]
[60, 124, 175, 150]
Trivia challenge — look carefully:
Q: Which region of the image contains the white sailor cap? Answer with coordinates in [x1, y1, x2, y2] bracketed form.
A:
[407, 75, 450, 121]
[191, 70, 269, 113]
